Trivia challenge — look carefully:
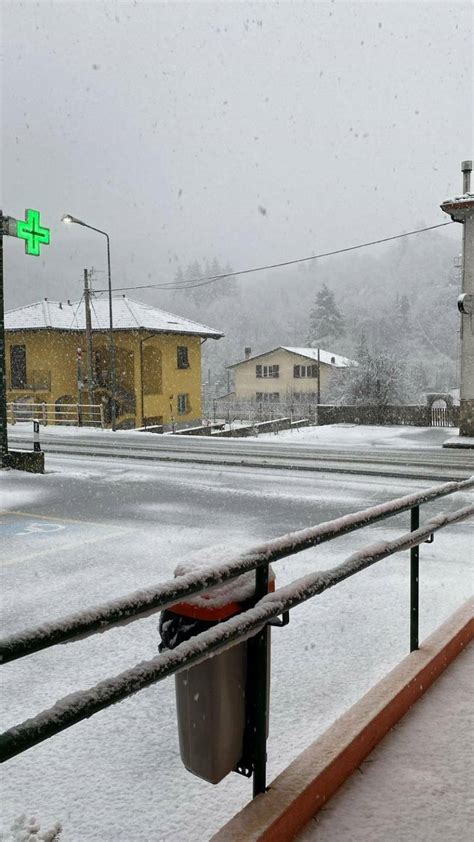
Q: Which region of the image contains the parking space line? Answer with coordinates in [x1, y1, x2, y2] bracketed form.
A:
[0, 527, 134, 567]
[0, 509, 119, 528]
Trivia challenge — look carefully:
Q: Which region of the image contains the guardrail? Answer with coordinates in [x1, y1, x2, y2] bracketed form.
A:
[7, 402, 105, 427]
[1, 476, 473, 799]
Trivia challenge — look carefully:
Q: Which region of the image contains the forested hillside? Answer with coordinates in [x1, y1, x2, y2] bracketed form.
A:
[155, 228, 461, 402]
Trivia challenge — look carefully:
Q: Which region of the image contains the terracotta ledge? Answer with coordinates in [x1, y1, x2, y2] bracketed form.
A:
[212, 599, 474, 842]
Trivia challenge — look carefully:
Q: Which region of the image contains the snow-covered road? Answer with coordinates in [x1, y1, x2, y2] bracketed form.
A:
[1, 457, 472, 840]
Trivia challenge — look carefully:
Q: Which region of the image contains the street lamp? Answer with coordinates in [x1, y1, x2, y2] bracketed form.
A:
[61, 214, 117, 430]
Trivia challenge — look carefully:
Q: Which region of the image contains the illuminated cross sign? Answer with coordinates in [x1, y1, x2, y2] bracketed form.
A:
[16, 209, 50, 256]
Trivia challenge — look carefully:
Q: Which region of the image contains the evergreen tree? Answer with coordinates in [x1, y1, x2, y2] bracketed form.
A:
[307, 284, 345, 345]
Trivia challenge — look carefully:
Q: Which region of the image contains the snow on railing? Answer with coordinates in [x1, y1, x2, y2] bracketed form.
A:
[1, 502, 473, 765]
[1, 476, 473, 665]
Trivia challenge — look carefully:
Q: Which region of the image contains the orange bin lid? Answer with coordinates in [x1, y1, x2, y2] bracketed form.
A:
[169, 578, 275, 622]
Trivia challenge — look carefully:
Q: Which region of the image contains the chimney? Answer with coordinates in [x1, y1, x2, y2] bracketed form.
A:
[244, 347, 252, 360]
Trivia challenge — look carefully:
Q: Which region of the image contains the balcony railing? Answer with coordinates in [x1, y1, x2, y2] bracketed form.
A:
[0, 476, 472, 802]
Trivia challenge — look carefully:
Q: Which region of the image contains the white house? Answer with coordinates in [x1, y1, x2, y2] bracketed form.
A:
[227, 346, 357, 404]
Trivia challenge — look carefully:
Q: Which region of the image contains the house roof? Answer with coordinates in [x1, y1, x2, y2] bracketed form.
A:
[228, 346, 357, 369]
[5, 296, 223, 339]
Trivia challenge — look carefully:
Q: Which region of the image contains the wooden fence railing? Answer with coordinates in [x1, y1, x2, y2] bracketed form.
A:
[7, 402, 105, 428]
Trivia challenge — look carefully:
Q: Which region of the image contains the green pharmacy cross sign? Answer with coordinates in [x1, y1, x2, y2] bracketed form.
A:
[16, 209, 50, 256]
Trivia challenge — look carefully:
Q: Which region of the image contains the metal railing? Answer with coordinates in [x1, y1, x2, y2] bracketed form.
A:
[0, 476, 473, 798]
[431, 406, 458, 428]
[209, 399, 318, 425]
[7, 402, 105, 427]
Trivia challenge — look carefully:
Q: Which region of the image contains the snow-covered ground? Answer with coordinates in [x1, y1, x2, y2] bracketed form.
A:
[1, 457, 472, 841]
[252, 423, 461, 449]
[8, 420, 462, 450]
[297, 643, 473, 842]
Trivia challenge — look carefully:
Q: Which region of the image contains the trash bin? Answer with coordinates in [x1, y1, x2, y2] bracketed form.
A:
[159, 568, 274, 785]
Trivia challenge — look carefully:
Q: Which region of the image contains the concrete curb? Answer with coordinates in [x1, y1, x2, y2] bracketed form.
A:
[212, 599, 474, 842]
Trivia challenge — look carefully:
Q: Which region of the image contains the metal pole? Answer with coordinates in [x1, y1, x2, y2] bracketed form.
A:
[140, 338, 145, 428]
[460, 161, 473, 437]
[106, 234, 117, 431]
[33, 419, 41, 452]
[317, 346, 321, 407]
[0, 211, 8, 466]
[252, 562, 270, 797]
[83, 269, 95, 423]
[410, 505, 419, 652]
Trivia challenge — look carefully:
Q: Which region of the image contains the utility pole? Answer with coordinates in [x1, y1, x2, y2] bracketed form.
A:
[0, 210, 8, 465]
[441, 161, 474, 437]
[317, 346, 321, 408]
[83, 268, 95, 421]
[0, 207, 50, 470]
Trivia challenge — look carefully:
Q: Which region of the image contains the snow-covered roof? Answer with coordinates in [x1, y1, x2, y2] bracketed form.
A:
[5, 297, 223, 339]
[282, 346, 357, 367]
[228, 346, 357, 369]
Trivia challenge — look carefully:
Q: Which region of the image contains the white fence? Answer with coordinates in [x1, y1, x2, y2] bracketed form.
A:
[431, 406, 457, 428]
[7, 402, 105, 428]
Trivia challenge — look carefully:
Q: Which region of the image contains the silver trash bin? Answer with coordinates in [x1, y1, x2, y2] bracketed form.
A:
[159, 574, 273, 785]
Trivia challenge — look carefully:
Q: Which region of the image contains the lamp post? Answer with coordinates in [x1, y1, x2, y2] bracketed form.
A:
[62, 214, 117, 430]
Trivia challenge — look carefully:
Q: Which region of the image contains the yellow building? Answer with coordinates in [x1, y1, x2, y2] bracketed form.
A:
[228, 346, 357, 404]
[5, 296, 223, 429]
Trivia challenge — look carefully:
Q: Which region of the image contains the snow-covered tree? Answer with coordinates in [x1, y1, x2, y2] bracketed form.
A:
[172, 259, 237, 308]
[307, 284, 345, 345]
[333, 337, 406, 406]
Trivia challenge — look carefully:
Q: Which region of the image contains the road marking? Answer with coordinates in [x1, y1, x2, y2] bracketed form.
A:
[0, 528, 134, 567]
[0, 511, 134, 567]
[0, 509, 116, 528]
[15, 522, 67, 536]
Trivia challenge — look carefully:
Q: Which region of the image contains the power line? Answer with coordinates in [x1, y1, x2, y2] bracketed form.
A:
[95, 221, 455, 294]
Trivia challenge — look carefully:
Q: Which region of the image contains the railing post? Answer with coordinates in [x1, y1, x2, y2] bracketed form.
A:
[410, 506, 419, 652]
[252, 563, 270, 797]
[100, 403, 105, 429]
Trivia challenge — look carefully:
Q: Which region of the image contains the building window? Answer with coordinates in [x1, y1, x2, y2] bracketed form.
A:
[256, 392, 280, 403]
[177, 346, 189, 369]
[294, 364, 318, 378]
[256, 364, 279, 378]
[177, 393, 189, 414]
[293, 392, 318, 402]
[11, 345, 27, 388]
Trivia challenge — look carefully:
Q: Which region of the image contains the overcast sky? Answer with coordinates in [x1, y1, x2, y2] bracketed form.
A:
[2, 0, 472, 309]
